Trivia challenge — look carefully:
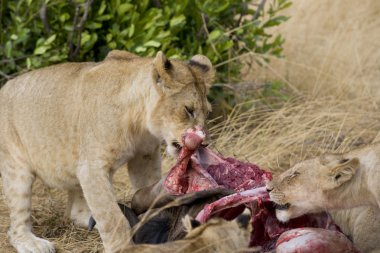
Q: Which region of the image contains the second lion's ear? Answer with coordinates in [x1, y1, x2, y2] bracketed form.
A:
[329, 157, 359, 187]
[188, 55, 215, 89]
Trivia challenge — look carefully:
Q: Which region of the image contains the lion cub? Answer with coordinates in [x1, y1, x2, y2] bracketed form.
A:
[0, 50, 214, 253]
[266, 143, 380, 252]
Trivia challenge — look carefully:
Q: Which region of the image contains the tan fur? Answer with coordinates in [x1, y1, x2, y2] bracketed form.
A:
[266, 144, 380, 252]
[331, 207, 380, 253]
[0, 50, 214, 253]
[119, 217, 252, 253]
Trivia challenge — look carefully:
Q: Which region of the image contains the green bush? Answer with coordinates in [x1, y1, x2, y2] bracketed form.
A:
[0, 0, 291, 83]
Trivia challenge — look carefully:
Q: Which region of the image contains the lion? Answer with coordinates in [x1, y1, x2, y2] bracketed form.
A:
[0, 50, 214, 253]
[117, 214, 253, 253]
[266, 144, 380, 252]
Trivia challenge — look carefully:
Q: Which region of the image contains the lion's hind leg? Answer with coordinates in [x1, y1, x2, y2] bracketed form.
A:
[66, 188, 92, 228]
[1, 162, 55, 253]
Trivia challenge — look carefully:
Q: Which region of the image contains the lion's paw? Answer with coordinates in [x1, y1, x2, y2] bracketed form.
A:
[9, 233, 55, 253]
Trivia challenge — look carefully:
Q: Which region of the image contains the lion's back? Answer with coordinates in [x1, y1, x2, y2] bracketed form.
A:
[0, 62, 93, 131]
[0, 62, 95, 172]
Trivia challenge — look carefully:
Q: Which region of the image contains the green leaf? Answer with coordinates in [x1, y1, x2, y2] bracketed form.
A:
[135, 46, 147, 53]
[263, 16, 290, 27]
[98, 1, 107, 15]
[106, 33, 113, 42]
[5, 41, 12, 58]
[87, 22, 102, 29]
[49, 55, 63, 62]
[144, 40, 161, 48]
[34, 46, 49, 55]
[60, 13, 70, 22]
[170, 15, 186, 28]
[81, 32, 91, 45]
[44, 34, 56, 45]
[26, 57, 32, 69]
[214, 1, 230, 13]
[128, 24, 135, 38]
[156, 30, 170, 39]
[108, 41, 117, 49]
[96, 14, 112, 21]
[117, 3, 133, 16]
[208, 29, 222, 41]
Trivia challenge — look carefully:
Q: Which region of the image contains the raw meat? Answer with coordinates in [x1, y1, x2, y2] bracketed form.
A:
[276, 228, 359, 253]
[163, 128, 272, 194]
[163, 128, 358, 252]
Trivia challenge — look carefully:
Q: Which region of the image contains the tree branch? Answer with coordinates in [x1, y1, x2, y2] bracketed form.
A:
[68, 2, 80, 60]
[39, 2, 50, 34]
[201, 13, 221, 58]
[68, 0, 93, 61]
[236, 2, 247, 27]
[0, 70, 11, 80]
[253, 0, 267, 20]
[152, 0, 161, 8]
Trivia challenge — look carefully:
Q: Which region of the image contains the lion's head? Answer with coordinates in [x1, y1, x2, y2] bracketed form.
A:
[183, 212, 251, 250]
[266, 155, 359, 222]
[146, 51, 214, 156]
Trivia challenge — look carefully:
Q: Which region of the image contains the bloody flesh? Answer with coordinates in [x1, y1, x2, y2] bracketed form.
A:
[276, 228, 359, 253]
[163, 128, 272, 194]
[163, 129, 358, 252]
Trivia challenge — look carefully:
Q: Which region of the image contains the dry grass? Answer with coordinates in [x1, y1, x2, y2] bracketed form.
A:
[247, 0, 380, 100]
[1, 0, 380, 252]
[211, 97, 380, 173]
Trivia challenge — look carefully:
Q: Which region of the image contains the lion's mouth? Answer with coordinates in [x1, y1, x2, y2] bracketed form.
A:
[274, 203, 291, 210]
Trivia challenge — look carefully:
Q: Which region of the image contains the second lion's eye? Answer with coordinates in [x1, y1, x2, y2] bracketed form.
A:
[185, 106, 195, 118]
[286, 171, 300, 183]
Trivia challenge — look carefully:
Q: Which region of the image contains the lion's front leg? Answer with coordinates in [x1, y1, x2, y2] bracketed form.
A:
[77, 160, 131, 252]
[128, 144, 161, 190]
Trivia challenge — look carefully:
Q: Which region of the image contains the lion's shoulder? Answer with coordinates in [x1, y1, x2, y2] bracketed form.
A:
[105, 50, 141, 61]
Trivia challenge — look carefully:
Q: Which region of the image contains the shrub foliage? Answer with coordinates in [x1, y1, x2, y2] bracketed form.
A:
[0, 0, 290, 82]
[0, 0, 290, 85]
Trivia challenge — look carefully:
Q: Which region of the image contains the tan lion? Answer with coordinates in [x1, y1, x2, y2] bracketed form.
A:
[0, 50, 214, 253]
[266, 144, 380, 252]
[119, 214, 252, 253]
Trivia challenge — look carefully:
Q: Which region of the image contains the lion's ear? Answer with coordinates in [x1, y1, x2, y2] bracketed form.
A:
[189, 55, 215, 89]
[329, 157, 359, 187]
[153, 51, 175, 93]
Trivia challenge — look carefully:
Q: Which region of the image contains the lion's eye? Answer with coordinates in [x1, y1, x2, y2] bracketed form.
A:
[286, 171, 300, 183]
[292, 171, 300, 177]
[185, 106, 195, 119]
[207, 110, 211, 119]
